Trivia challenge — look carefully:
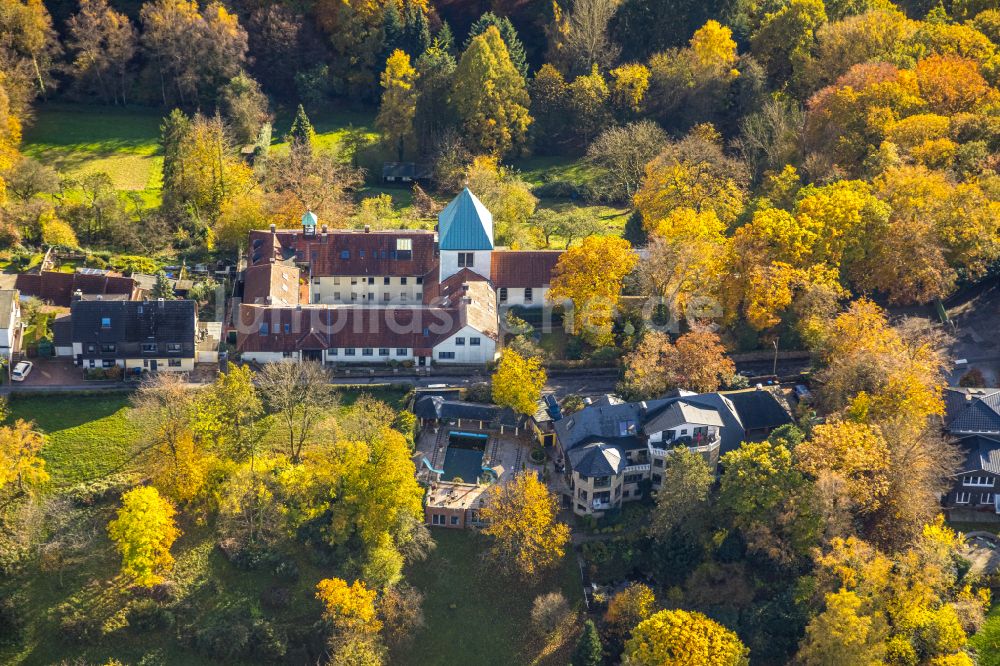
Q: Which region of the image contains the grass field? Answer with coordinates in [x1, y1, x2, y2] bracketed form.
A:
[396, 529, 583, 666]
[22, 104, 164, 192]
[9, 394, 138, 487]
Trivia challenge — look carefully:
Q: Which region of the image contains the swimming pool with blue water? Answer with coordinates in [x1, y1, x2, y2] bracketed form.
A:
[442, 432, 487, 482]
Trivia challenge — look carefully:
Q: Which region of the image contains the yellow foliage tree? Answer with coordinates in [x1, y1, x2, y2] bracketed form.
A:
[609, 63, 650, 115]
[0, 419, 49, 497]
[315, 577, 381, 635]
[479, 472, 570, 578]
[451, 26, 531, 156]
[40, 212, 78, 248]
[624, 609, 749, 665]
[491, 350, 546, 415]
[107, 486, 181, 587]
[796, 420, 891, 513]
[549, 235, 637, 346]
[376, 49, 417, 161]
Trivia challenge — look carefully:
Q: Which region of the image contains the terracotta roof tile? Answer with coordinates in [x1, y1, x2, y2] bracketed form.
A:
[490, 251, 563, 288]
[15, 271, 138, 307]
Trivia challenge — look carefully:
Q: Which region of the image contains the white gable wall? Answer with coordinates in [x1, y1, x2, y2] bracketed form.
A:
[439, 250, 492, 283]
[432, 325, 496, 364]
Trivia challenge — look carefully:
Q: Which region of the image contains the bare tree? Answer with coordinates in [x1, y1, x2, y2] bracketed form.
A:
[552, 0, 621, 75]
[130, 372, 196, 469]
[586, 120, 668, 202]
[257, 361, 337, 462]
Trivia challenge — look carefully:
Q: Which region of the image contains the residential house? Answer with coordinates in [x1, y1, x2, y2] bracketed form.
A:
[414, 393, 523, 435]
[71, 299, 197, 372]
[0, 289, 21, 359]
[235, 189, 562, 366]
[15, 269, 139, 307]
[554, 389, 790, 517]
[942, 387, 1000, 515]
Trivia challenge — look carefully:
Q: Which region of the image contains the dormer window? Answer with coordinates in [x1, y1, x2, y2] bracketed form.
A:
[101, 317, 111, 329]
[340, 250, 350, 259]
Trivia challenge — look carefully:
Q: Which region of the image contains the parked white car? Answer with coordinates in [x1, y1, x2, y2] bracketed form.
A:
[11, 360, 32, 382]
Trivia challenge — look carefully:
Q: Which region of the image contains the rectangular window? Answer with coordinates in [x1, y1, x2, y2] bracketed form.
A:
[432, 514, 444, 525]
[362, 348, 373, 356]
[401, 277, 408, 285]
[401, 293, 408, 301]
[86, 343, 97, 353]
[142, 343, 157, 353]
[166, 343, 182, 353]
[397, 238, 412, 251]
[313, 293, 320, 302]
[384, 277, 391, 285]
[623, 490, 630, 498]
[384, 293, 391, 301]
[259, 323, 269, 335]
[963, 475, 996, 487]
[340, 250, 350, 259]
[101, 317, 111, 329]
[396, 348, 407, 356]
[334, 277, 341, 285]
[956, 492, 971, 504]
[438, 351, 455, 360]
[283, 323, 291, 334]
[378, 348, 389, 356]
[982, 493, 994, 504]
[89, 359, 96, 368]
[416, 276, 423, 284]
[470, 337, 481, 346]
[334, 292, 341, 300]
[524, 287, 533, 303]
[577, 489, 588, 500]
[624, 474, 643, 484]
[351, 293, 358, 302]
[351, 277, 358, 285]
[651, 474, 662, 485]
[458, 252, 475, 267]
[499, 287, 508, 303]
[283, 351, 294, 358]
[450, 515, 459, 525]
[329, 348, 338, 356]
[313, 278, 320, 285]
[455, 337, 465, 346]
[345, 348, 356, 356]
[100, 343, 116, 353]
[359, 250, 365, 258]
[102, 359, 115, 368]
[368, 277, 375, 285]
[367, 292, 374, 301]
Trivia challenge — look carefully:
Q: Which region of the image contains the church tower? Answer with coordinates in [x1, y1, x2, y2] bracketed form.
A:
[437, 188, 494, 282]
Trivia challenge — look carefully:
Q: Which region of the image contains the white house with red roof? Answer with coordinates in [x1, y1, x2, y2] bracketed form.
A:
[236, 189, 562, 366]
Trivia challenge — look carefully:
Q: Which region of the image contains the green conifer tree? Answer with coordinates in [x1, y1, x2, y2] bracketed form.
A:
[288, 104, 315, 158]
[153, 271, 174, 300]
[572, 620, 603, 666]
[465, 12, 528, 78]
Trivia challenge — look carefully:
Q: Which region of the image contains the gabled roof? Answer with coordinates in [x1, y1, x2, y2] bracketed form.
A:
[15, 270, 138, 307]
[438, 189, 493, 251]
[644, 400, 726, 433]
[491, 251, 562, 288]
[568, 442, 625, 477]
[555, 391, 746, 456]
[71, 300, 196, 345]
[413, 395, 522, 428]
[949, 391, 1000, 435]
[956, 435, 1000, 475]
[243, 263, 300, 306]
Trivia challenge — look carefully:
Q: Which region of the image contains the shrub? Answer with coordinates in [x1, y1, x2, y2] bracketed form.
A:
[465, 382, 492, 403]
[56, 601, 102, 643]
[588, 346, 620, 365]
[273, 558, 300, 582]
[960, 368, 987, 387]
[128, 598, 174, 633]
[65, 473, 134, 506]
[0, 595, 25, 647]
[531, 592, 570, 634]
[261, 586, 292, 610]
[194, 615, 251, 660]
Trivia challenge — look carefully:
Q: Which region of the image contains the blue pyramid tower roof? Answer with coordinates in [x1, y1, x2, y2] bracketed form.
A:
[438, 188, 494, 250]
[302, 210, 318, 228]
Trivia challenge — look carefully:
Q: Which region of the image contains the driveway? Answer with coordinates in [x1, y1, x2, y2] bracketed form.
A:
[12, 357, 84, 386]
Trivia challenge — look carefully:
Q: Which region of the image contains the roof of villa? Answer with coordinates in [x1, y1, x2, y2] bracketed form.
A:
[242, 263, 300, 306]
[568, 442, 625, 477]
[555, 391, 746, 455]
[438, 188, 493, 251]
[722, 388, 794, 432]
[956, 435, 1000, 475]
[644, 400, 726, 433]
[413, 395, 522, 427]
[949, 390, 1000, 435]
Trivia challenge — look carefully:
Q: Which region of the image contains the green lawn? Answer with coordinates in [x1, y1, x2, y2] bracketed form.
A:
[514, 155, 601, 188]
[22, 104, 164, 192]
[396, 529, 583, 666]
[9, 394, 139, 487]
[270, 108, 378, 155]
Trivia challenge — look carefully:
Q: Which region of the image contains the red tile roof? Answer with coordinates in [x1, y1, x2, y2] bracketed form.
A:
[242, 263, 301, 306]
[247, 229, 438, 278]
[15, 271, 139, 307]
[490, 251, 563, 288]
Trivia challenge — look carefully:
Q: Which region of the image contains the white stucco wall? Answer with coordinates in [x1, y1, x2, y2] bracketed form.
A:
[312, 276, 425, 305]
[240, 350, 300, 364]
[324, 347, 413, 363]
[497, 286, 551, 307]
[432, 325, 496, 364]
[439, 250, 492, 282]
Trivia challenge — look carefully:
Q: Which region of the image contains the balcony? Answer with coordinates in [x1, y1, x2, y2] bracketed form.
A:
[623, 463, 651, 473]
[592, 499, 613, 511]
[649, 433, 720, 457]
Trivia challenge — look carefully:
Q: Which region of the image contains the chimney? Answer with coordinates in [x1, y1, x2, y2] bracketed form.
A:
[461, 282, 469, 293]
[364, 225, 371, 233]
[583, 397, 593, 406]
[321, 224, 328, 242]
[269, 223, 276, 234]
